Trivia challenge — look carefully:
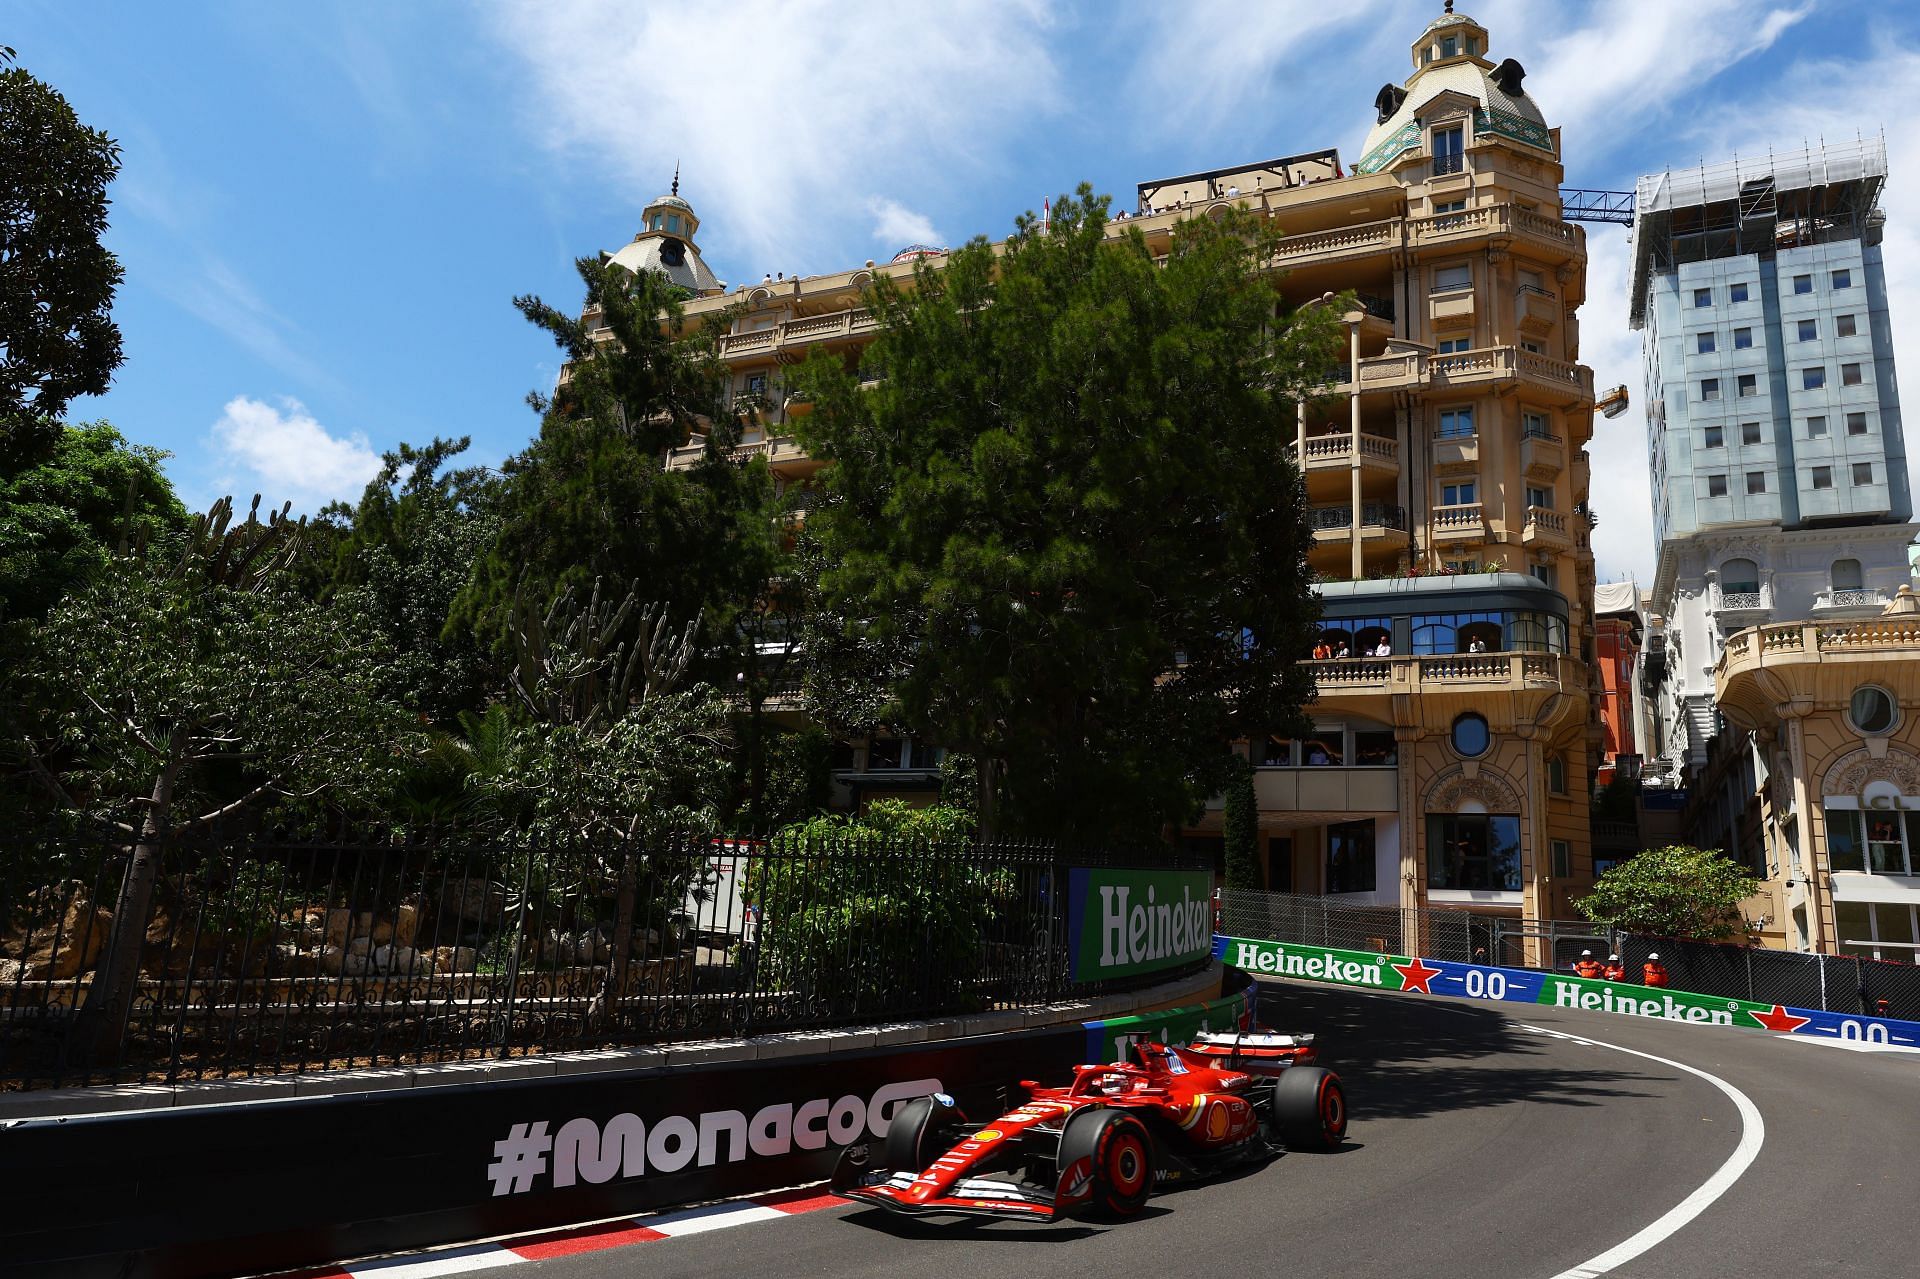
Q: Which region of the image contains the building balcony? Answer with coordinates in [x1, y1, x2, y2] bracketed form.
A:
[1521, 505, 1572, 551]
[1521, 429, 1565, 481]
[1304, 651, 1578, 697]
[665, 434, 815, 473]
[1296, 432, 1400, 474]
[1429, 346, 1594, 408]
[1270, 217, 1402, 270]
[1431, 502, 1486, 543]
[715, 306, 881, 361]
[1811, 588, 1890, 616]
[1718, 616, 1920, 728]
[1309, 502, 1410, 546]
[1710, 584, 1772, 621]
[1407, 202, 1585, 265]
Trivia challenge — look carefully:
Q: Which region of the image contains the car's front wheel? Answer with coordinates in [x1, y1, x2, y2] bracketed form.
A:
[884, 1095, 959, 1174]
[1270, 1066, 1347, 1151]
[1058, 1109, 1155, 1218]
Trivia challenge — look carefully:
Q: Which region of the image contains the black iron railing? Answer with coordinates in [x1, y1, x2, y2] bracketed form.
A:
[0, 830, 1204, 1090]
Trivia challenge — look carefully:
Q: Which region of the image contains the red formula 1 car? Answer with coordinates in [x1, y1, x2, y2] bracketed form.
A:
[829, 1032, 1346, 1222]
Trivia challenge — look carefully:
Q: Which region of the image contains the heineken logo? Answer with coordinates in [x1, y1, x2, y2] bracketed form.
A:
[1067, 868, 1212, 980]
[1227, 939, 1389, 987]
[1551, 981, 1735, 1025]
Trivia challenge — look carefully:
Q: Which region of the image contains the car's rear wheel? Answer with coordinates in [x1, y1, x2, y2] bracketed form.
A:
[1270, 1066, 1347, 1151]
[884, 1095, 957, 1174]
[1059, 1110, 1155, 1218]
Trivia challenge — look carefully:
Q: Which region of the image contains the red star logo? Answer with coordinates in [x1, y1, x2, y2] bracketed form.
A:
[1393, 956, 1442, 994]
[1748, 1004, 1811, 1034]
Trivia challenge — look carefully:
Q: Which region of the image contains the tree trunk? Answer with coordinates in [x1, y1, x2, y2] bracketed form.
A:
[75, 749, 180, 1066]
[976, 757, 1000, 841]
[605, 837, 640, 1017]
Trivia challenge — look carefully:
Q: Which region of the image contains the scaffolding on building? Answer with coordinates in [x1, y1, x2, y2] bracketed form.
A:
[1628, 135, 1889, 328]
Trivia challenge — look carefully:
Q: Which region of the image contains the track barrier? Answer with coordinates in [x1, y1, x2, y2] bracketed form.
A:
[1214, 933, 1920, 1048]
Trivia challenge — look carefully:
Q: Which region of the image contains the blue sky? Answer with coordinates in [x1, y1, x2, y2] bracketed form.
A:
[11, 0, 1920, 580]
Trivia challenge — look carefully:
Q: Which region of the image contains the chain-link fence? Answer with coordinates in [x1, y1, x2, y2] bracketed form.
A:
[1218, 888, 1483, 962]
[1216, 888, 1920, 1020]
[1614, 934, 1920, 1020]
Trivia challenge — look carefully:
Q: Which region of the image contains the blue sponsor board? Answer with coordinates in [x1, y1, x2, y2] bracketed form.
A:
[1417, 958, 1550, 1005]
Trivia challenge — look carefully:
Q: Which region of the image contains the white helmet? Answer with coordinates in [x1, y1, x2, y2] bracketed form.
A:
[1648, 953, 1660, 961]
[1608, 954, 1620, 962]
[1581, 949, 1593, 957]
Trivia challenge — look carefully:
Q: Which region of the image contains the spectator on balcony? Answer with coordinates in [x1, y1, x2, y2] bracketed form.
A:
[1467, 636, 1487, 653]
[1312, 640, 1332, 660]
[1334, 640, 1351, 659]
[1372, 637, 1392, 657]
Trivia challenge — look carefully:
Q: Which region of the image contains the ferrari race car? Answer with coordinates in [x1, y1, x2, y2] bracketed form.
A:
[829, 1031, 1346, 1222]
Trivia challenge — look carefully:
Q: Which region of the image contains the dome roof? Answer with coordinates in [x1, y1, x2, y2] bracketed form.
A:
[1357, 57, 1549, 175]
[603, 234, 724, 296]
[649, 194, 692, 212]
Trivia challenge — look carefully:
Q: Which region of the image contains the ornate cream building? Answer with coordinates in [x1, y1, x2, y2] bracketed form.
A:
[585, 5, 1603, 930]
[1717, 600, 1920, 961]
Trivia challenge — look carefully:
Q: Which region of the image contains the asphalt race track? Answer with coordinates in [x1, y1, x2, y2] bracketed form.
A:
[313, 979, 1920, 1279]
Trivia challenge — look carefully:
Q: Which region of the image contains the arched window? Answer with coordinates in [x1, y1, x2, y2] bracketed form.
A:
[1832, 558, 1864, 592]
[1722, 558, 1760, 593]
[1457, 619, 1503, 653]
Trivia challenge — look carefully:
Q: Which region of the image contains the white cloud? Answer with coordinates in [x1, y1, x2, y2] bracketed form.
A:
[1489, 0, 1816, 168]
[869, 197, 941, 249]
[491, 0, 1060, 275]
[208, 395, 381, 508]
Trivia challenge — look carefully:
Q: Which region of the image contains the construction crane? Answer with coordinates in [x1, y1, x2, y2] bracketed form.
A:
[1596, 385, 1630, 419]
[1561, 189, 1634, 224]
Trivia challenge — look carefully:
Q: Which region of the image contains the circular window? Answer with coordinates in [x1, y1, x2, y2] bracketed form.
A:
[1849, 686, 1898, 735]
[1451, 713, 1490, 758]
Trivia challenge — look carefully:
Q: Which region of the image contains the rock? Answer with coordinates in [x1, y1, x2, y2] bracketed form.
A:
[324, 908, 352, 947]
[373, 943, 432, 976]
[347, 936, 372, 958]
[316, 944, 346, 975]
[13, 886, 115, 981]
[370, 918, 395, 946]
[434, 945, 478, 974]
[273, 941, 318, 978]
[394, 902, 422, 948]
[341, 951, 371, 978]
[0, 959, 21, 985]
[438, 880, 503, 924]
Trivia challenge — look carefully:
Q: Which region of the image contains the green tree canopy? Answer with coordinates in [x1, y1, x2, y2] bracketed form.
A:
[1575, 845, 1762, 942]
[0, 420, 187, 621]
[308, 435, 498, 722]
[452, 258, 784, 686]
[791, 187, 1340, 844]
[1, 62, 124, 465]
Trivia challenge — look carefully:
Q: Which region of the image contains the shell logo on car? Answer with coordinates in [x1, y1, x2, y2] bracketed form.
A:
[971, 1129, 1003, 1143]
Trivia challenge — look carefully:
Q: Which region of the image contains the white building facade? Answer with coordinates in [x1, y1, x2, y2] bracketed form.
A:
[1631, 140, 1916, 789]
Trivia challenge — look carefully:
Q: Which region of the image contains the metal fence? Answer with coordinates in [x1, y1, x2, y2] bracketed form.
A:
[0, 829, 1203, 1091]
[1218, 888, 1920, 1020]
[1613, 934, 1920, 1021]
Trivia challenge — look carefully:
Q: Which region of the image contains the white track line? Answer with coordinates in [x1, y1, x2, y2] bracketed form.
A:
[1524, 1024, 1766, 1279]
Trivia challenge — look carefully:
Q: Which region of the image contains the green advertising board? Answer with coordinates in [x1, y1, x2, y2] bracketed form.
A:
[1066, 866, 1213, 981]
[1213, 934, 1863, 1036]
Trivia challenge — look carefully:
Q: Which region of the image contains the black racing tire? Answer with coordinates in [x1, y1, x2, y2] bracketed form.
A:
[1270, 1066, 1347, 1151]
[884, 1095, 952, 1174]
[1058, 1109, 1155, 1219]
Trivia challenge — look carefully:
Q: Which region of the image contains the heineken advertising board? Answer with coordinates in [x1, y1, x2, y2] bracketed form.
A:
[1066, 867, 1214, 980]
[1214, 933, 1920, 1047]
